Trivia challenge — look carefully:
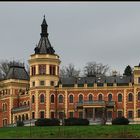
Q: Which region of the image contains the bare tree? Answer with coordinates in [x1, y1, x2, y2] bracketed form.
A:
[60, 63, 80, 78]
[84, 61, 109, 77]
[25, 63, 30, 75]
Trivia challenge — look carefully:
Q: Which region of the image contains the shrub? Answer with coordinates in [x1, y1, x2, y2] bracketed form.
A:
[16, 121, 24, 127]
[64, 118, 89, 126]
[35, 118, 60, 126]
[112, 116, 129, 125]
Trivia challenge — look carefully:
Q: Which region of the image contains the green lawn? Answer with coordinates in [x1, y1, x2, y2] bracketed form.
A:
[0, 125, 140, 139]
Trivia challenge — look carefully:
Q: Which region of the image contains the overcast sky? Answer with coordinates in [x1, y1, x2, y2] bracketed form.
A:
[0, 2, 140, 75]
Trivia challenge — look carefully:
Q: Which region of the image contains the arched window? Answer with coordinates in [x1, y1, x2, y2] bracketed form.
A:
[128, 93, 133, 102]
[28, 101, 30, 106]
[5, 104, 7, 111]
[98, 94, 103, 101]
[108, 94, 112, 102]
[59, 95, 63, 103]
[40, 94, 45, 103]
[32, 95, 35, 103]
[51, 95, 54, 103]
[138, 92, 140, 100]
[79, 94, 83, 103]
[118, 94, 122, 102]
[89, 94, 93, 101]
[69, 95, 73, 103]
[24, 102, 26, 106]
[2, 104, 4, 111]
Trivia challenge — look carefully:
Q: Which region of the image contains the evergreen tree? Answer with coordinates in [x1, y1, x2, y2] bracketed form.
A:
[123, 65, 132, 76]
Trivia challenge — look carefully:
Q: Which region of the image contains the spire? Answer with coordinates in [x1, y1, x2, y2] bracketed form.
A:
[40, 15, 48, 37]
[34, 15, 55, 55]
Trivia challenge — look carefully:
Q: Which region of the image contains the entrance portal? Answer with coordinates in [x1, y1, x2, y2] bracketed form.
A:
[95, 108, 103, 121]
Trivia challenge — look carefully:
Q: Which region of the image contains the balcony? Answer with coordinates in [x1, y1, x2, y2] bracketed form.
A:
[76, 100, 115, 108]
[11, 105, 30, 113]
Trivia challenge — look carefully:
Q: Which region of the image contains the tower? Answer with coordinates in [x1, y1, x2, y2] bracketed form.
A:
[28, 16, 61, 119]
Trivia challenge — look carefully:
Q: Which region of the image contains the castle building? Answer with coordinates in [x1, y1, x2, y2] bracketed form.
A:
[0, 17, 140, 127]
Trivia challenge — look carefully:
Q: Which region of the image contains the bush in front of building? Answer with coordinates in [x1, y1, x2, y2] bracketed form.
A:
[112, 116, 129, 125]
[64, 118, 89, 126]
[16, 120, 24, 127]
[35, 118, 60, 126]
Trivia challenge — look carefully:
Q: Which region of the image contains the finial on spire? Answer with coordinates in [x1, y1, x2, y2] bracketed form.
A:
[44, 14, 45, 19]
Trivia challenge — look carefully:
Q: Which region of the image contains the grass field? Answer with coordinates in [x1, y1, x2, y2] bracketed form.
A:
[1, 124, 140, 139]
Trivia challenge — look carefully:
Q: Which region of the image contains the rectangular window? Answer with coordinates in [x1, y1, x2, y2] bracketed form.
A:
[32, 112, 35, 119]
[50, 65, 56, 75]
[117, 111, 123, 118]
[69, 112, 74, 118]
[128, 111, 133, 119]
[138, 77, 140, 83]
[40, 81, 45, 86]
[50, 81, 54, 86]
[51, 112, 55, 119]
[32, 81, 35, 87]
[138, 110, 140, 118]
[3, 120, 4, 127]
[57, 66, 59, 76]
[40, 111, 45, 119]
[31, 66, 36, 76]
[3, 119, 7, 127]
[39, 65, 46, 75]
[79, 112, 83, 119]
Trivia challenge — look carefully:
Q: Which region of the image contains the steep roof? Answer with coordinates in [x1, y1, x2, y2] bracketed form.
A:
[59, 75, 133, 86]
[6, 65, 29, 81]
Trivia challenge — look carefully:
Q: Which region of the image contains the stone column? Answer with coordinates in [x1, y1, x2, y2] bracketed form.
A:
[83, 108, 86, 119]
[30, 67, 32, 76]
[93, 108, 95, 121]
[35, 91, 38, 119]
[46, 90, 50, 118]
[36, 65, 39, 75]
[56, 66, 58, 75]
[134, 87, 137, 120]
[46, 65, 49, 75]
[64, 90, 68, 119]
[124, 89, 127, 118]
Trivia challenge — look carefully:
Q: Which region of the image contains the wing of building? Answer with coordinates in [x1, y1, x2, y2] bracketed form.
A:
[0, 16, 140, 127]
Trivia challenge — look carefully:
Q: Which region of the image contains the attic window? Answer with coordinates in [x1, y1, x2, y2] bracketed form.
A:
[50, 81, 54, 86]
[40, 80, 45, 86]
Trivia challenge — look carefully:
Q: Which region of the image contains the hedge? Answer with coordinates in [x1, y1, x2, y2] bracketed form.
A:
[112, 116, 129, 125]
[35, 118, 60, 126]
[64, 118, 89, 126]
[16, 121, 24, 127]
